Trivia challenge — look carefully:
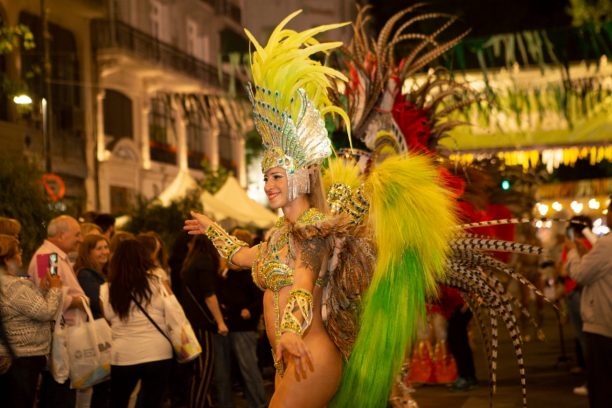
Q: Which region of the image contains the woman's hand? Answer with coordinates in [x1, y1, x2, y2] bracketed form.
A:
[183, 211, 213, 235]
[240, 308, 251, 319]
[46, 270, 62, 289]
[275, 332, 314, 381]
[217, 320, 229, 336]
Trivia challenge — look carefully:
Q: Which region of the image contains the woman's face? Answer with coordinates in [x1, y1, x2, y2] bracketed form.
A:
[264, 167, 289, 209]
[90, 239, 110, 271]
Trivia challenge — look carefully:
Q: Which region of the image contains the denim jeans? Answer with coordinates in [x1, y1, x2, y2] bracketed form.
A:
[567, 290, 587, 364]
[212, 331, 267, 408]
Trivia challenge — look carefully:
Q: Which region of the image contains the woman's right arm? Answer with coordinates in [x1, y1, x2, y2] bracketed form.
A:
[184, 211, 259, 267]
[10, 273, 63, 321]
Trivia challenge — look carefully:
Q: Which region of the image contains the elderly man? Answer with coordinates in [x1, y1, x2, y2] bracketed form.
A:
[565, 200, 612, 408]
[28, 215, 86, 408]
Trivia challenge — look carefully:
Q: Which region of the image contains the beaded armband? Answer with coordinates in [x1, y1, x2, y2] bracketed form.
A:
[205, 223, 248, 264]
[280, 289, 313, 336]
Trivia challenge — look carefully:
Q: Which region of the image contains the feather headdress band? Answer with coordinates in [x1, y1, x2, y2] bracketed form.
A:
[244, 10, 350, 200]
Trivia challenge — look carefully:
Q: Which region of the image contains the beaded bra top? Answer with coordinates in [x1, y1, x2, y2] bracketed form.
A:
[252, 208, 326, 292]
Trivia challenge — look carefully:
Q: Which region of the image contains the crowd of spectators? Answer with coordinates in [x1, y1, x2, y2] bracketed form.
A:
[0, 213, 269, 408]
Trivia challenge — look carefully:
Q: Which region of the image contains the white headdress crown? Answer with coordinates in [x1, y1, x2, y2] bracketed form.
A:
[244, 10, 350, 199]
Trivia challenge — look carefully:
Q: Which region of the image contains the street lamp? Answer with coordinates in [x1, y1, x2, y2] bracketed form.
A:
[12, 93, 50, 172]
[13, 94, 33, 105]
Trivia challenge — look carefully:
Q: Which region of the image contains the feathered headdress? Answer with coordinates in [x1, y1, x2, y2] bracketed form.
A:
[244, 10, 350, 200]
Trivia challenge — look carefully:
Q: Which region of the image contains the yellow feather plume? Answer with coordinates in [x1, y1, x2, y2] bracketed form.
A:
[244, 9, 350, 132]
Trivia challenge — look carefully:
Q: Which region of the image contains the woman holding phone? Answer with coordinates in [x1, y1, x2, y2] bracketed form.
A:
[0, 233, 63, 408]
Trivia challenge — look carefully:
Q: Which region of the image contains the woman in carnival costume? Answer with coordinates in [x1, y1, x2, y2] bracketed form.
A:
[184, 10, 458, 408]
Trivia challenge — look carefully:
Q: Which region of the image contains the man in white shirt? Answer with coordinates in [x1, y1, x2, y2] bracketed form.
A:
[28, 215, 86, 407]
[565, 200, 612, 408]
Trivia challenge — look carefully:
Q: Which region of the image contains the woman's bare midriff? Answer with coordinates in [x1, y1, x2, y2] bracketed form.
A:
[264, 286, 343, 408]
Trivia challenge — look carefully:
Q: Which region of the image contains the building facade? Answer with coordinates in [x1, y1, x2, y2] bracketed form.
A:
[0, 0, 249, 214]
[0, 0, 104, 210]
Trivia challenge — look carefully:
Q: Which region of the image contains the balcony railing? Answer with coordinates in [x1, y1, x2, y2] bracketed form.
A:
[91, 19, 229, 89]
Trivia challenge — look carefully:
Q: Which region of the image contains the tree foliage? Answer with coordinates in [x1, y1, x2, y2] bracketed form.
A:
[197, 160, 231, 194]
[122, 161, 231, 250]
[567, 0, 612, 27]
[123, 188, 203, 253]
[0, 153, 58, 260]
[0, 24, 35, 55]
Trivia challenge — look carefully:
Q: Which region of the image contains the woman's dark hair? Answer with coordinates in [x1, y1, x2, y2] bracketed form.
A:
[181, 235, 220, 279]
[75, 233, 109, 275]
[108, 239, 155, 320]
[137, 231, 168, 270]
[109, 231, 135, 256]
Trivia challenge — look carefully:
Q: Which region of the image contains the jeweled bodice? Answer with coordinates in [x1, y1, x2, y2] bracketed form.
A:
[252, 208, 325, 292]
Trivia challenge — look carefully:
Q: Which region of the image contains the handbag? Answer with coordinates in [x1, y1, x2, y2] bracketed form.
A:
[66, 299, 112, 389]
[132, 283, 201, 364]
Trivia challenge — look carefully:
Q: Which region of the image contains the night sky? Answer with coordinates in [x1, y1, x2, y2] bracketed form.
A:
[364, 0, 572, 37]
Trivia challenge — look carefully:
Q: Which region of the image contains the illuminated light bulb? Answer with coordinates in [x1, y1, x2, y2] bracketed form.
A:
[570, 201, 583, 214]
[604, 209, 609, 215]
[552, 202, 563, 211]
[535, 220, 543, 229]
[13, 94, 33, 105]
[537, 203, 549, 216]
[588, 198, 600, 210]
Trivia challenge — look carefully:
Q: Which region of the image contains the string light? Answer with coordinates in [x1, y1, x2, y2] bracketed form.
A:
[588, 198, 600, 210]
[570, 201, 584, 214]
[537, 203, 549, 216]
[552, 201, 563, 211]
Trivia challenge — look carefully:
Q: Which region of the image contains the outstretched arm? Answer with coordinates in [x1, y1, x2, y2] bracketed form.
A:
[184, 211, 259, 267]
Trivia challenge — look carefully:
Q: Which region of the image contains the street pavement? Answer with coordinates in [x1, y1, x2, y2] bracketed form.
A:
[411, 306, 589, 408]
[234, 304, 588, 407]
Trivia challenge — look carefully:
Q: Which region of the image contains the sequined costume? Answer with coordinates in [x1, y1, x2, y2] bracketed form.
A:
[250, 208, 328, 375]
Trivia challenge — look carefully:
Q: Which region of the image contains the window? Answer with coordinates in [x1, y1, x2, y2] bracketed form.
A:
[110, 185, 135, 214]
[186, 109, 207, 169]
[218, 125, 236, 174]
[202, 34, 210, 62]
[150, 0, 160, 38]
[103, 90, 133, 139]
[149, 0, 168, 42]
[19, 12, 84, 159]
[186, 20, 196, 56]
[148, 96, 176, 164]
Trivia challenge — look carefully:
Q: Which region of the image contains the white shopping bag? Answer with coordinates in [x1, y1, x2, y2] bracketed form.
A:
[49, 315, 69, 384]
[66, 299, 112, 389]
[161, 285, 201, 363]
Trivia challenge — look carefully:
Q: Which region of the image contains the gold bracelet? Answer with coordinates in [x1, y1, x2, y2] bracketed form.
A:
[280, 289, 313, 336]
[205, 223, 248, 264]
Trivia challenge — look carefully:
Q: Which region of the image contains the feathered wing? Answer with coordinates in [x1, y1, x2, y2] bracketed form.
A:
[330, 154, 457, 408]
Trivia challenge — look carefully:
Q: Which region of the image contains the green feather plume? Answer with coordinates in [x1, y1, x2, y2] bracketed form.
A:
[331, 154, 456, 408]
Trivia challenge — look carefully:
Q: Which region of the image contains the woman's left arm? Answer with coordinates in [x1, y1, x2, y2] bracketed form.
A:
[275, 236, 327, 380]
